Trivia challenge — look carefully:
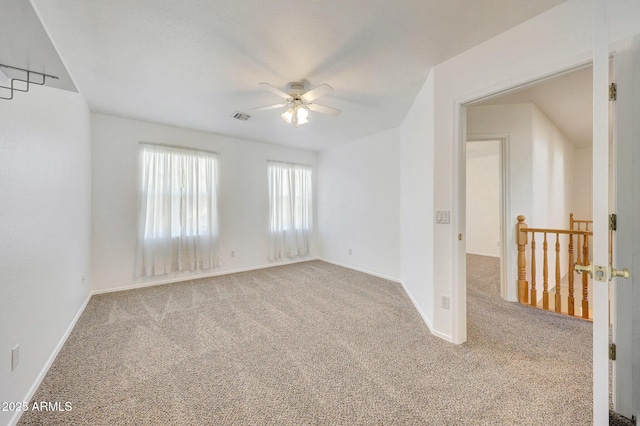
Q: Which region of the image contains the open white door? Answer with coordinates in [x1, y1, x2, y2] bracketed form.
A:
[594, 3, 639, 423]
[612, 35, 640, 421]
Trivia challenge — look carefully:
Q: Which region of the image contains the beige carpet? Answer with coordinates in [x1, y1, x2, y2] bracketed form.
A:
[19, 258, 592, 425]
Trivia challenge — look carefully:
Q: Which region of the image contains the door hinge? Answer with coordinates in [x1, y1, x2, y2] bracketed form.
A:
[610, 83, 617, 101]
[609, 214, 617, 231]
[610, 343, 617, 361]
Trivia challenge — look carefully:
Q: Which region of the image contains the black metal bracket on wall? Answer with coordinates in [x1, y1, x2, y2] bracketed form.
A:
[0, 64, 58, 100]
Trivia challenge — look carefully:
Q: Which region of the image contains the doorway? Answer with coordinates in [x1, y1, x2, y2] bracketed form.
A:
[458, 56, 635, 422]
[465, 139, 507, 300]
[462, 64, 594, 308]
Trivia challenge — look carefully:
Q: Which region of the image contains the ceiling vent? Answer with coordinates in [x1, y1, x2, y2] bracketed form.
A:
[232, 111, 251, 121]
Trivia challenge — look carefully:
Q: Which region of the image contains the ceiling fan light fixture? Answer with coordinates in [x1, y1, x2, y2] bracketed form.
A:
[281, 107, 295, 124]
[295, 106, 309, 127]
[258, 82, 340, 127]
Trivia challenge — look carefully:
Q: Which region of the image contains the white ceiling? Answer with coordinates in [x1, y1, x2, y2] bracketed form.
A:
[478, 65, 593, 148]
[0, 0, 76, 93]
[29, 0, 566, 151]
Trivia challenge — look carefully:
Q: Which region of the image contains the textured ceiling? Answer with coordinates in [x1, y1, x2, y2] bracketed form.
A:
[479, 65, 593, 148]
[31, 0, 566, 151]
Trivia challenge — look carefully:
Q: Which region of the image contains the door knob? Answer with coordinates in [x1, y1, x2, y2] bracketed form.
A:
[611, 267, 632, 280]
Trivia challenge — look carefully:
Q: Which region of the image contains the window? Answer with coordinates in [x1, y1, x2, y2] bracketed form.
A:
[268, 161, 312, 260]
[137, 144, 220, 276]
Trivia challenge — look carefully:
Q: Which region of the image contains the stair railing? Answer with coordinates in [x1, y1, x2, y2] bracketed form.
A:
[516, 215, 593, 319]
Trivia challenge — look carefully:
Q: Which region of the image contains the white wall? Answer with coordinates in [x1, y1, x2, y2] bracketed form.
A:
[400, 0, 640, 342]
[400, 70, 436, 332]
[530, 105, 576, 298]
[0, 86, 92, 426]
[573, 147, 593, 221]
[465, 140, 500, 257]
[91, 113, 317, 292]
[317, 127, 400, 281]
[531, 106, 576, 229]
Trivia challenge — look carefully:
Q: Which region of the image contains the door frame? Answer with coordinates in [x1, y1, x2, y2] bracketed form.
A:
[465, 135, 510, 301]
[452, 57, 593, 344]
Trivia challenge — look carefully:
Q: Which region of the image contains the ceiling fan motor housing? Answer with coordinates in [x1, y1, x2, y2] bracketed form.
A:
[288, 82, 305, 97]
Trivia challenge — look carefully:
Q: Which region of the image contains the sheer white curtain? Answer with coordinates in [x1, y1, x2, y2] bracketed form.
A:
[137, 144, 221, 276]
[268, 162, 312, 260]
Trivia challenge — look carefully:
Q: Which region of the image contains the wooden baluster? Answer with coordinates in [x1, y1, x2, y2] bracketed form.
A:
[555, 232, 561, 313]
[582, 234, 590, 319]
[516, 216, 529, 304]
[570, 213, 574, 230]
[543, 233, 549, 310]
[576, 223, 582, 266]
[568, 233, 575, 316]
[531, 232, 537, 307]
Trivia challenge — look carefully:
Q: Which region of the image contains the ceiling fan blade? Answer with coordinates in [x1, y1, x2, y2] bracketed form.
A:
[253, 103, 288, 111]
[302, 83, 333, 101]
[258, 82, 291, 100]
[307, 103, 341, 117]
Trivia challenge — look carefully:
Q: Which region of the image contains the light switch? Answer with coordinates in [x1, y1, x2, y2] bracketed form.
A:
[435, 210, 450, 224]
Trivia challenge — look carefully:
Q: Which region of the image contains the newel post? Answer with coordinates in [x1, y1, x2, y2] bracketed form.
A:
[516, 215, 529, 304]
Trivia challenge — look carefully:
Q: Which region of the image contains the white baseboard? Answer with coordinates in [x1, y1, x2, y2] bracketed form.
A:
[465, 251, 500, 258]
[318, 258, 400, 283]
[9, 293, 91, 426]
[92, 257, 321, 295]
[318, 260, 454, 343]
[399, 280, 452, 342]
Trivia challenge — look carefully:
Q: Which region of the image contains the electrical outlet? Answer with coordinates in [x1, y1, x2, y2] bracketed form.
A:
[230, 251, 235, 258]
[348, 249, 352, 255]
[441, 295, 450, 310]
[11, 344, 19, 371]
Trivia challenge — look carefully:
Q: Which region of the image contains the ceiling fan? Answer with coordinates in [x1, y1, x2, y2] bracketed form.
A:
[253, 82, 341, 127]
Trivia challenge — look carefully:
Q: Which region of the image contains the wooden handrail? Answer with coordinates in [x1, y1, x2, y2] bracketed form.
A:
[516, 215, 592, 320]
[570, 212, 592, 227]
[520, 227, 592, 236]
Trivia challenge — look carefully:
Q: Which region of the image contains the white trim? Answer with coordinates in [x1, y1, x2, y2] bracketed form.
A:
[9, 294, 91, 426]
[399, 280, 452, 342]
[465, 251, 500, 258]
[93, 257, 320, 295]
[592, 1, 611, 423]
[318, 258, 400, 283]
[451, 101, 466, 345]
[307, 260, 453, 340]
[458, 53, 593, 107]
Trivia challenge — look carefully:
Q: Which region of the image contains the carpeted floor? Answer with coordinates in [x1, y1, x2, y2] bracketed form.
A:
[19, 258, 593, 425]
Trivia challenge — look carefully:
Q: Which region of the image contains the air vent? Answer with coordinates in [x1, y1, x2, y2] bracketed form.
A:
[232, 111, 251, 121]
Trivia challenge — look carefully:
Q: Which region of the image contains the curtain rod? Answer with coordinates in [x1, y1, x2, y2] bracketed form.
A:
[139, 142, 220, 155]
[268, 160, 313, 168]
